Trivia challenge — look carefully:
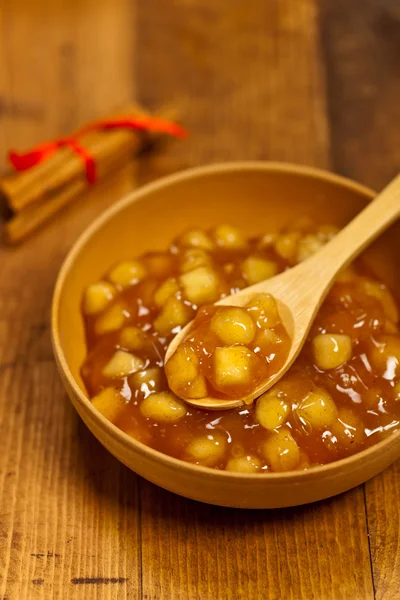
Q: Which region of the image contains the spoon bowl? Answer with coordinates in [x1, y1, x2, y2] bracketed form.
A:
[165, 173, 400, 410]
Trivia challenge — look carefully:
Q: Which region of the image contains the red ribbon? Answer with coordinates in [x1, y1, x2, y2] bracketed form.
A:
[8, 116, 186, 184]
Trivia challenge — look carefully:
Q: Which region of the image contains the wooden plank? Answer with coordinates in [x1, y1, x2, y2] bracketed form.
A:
[319, 0, 400, 190]
[2, 0, 397, 597]
[366, 466, 400, 600]
[0, 0, 135, 172]
[140, 482, 373, 600]
[0, 166, 140, 600]
[0, 362, 140, 600]
[136, 0, 331, 169]
[136, 1, 374, 599]
[0, 1, 141, 599]
[319, 1, 400, 598]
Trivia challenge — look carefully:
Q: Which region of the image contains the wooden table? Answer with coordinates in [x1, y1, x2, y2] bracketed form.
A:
[1, 1, 400, 598]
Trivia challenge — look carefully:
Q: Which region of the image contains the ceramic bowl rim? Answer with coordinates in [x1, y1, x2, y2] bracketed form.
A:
[51, 160, 400, 482]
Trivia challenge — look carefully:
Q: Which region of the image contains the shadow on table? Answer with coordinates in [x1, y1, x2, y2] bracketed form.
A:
[138, 477, 342, 526]
[75, 415, 342, 525]
[74, 416, 140, 512]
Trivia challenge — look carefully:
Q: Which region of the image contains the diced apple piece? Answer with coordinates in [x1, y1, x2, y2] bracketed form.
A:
[165, 345, 207, 398]
[288, 216, 314, 232]
[274, 232, 301, 262]
[121, 417, 152, 445]
[361, 278, 399, 323]
[261, 427, 300, 472]
[253, 328, 281, 355]
[95, 303, 129, 334]
[165, 344, 199, 387]
[296, 388, 338, 429]
[130, 367, 166, 393]
[180, 248, 212, 273]
[144, 252, 175, 278]
[210, 307, 255, 345]
[154, 278, 180, 307]
[296, 234, 324, 263]
[212, 224, 248, 250]
[140, 391, 187, 421]
[83, 281, 116, 315]
[103, 350, 145, 378]
[257, 232, 277, 250]
[120, 326, 149, 351]
[241, 256, 278, 284]
[297, 450, 311, 470]
[247, 293, 281, 328]
[108, 260, 147, 288]
[256, 389, 290, 430]
[213, 345, 255, 389]
[317, 224, 339, 241]
[179, 375, 207, 399]
[91, 387, 126, 423]
[136, 280, 159, 309]
[180, 266, 219, 305]
[226, 455, 261, 473]
[178, 229, 214, 250]
[312, 334, 352, 370]
[185, 434, 226, 465]
[153, 296, 192, 335]
[330, 407, 365, 450]
[368, 335, 400, 379]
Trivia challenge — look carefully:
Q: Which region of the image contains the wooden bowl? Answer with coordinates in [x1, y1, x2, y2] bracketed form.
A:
[52, 162, 400, 509]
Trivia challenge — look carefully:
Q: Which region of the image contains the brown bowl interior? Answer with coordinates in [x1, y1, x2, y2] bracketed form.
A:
[52, 162, 400, 508]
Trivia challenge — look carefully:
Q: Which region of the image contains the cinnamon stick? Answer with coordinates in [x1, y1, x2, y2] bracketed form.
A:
[1, 102, 179, 213]
[4, 180, 86, 244]
[2, 103, 182, 244]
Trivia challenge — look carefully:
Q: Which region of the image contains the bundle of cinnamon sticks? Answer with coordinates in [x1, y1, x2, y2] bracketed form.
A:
[0, 102, 183, 244]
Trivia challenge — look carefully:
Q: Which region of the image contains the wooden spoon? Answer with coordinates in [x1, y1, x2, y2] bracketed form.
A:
[165, 174, 400, 410]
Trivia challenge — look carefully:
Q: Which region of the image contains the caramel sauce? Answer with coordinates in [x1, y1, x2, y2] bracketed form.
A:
[81, 223, 400, 472]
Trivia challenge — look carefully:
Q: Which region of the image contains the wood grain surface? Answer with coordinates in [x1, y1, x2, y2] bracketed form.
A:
[0, 1, 399, 599]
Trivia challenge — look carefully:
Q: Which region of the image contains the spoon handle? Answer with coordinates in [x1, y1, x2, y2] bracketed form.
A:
[309, 173, 400, 280]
